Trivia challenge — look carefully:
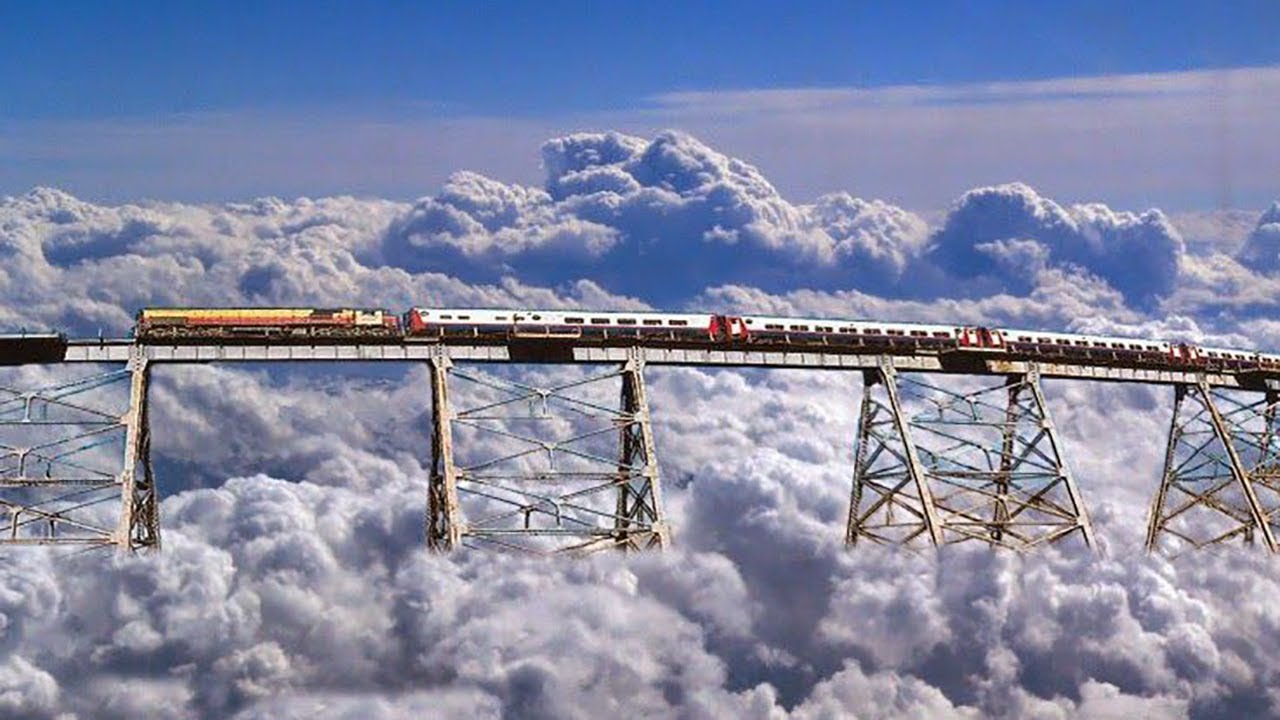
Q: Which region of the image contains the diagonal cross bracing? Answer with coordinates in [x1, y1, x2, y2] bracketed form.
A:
[1146, 383, 1280, 554]
[0, 348, 158, 551]
[846, 364, 1093, 551]
[426, 352, 668, 554]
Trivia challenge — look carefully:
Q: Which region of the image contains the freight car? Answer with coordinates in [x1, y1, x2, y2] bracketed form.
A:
[135, 308, 401, 343]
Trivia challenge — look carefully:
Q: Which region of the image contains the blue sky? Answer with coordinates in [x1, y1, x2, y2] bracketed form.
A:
[5, 2, 1278, 118]
[2, 2, 1279, 208]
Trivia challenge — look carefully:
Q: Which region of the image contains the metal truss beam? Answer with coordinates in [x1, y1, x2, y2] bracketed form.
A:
[425, 352, 668, 554]
[847, 363, 1094, 551]
[1146, 382, 1280, 554]
[0, 348, 158, 552]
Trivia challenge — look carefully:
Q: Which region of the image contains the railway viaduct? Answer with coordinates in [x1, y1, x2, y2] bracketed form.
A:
[2, 334, 1279, 556]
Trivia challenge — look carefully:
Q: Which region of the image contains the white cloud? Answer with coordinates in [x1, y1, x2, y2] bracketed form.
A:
[928, 182, 1185, 307]
[1236, 202, 1280, 273]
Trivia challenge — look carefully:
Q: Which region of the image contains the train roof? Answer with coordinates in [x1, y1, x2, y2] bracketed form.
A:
[411, 307, 710, 314]
[410, 308, 715, 322]
[739, 315, 957, 332]
[138, 307, 389, 314]
[1200, 346, 1257, 358]
[1001, 326, 1170, 349]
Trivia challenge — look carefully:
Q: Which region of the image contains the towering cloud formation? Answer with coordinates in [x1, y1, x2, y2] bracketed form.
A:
[1236, 202, 1280, 273]
[928, 183, 1185, 308]
[384, 131, 930, 300]
[3, 132, 1280, 718]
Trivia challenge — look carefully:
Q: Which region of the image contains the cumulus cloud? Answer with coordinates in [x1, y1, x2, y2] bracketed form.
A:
[4, 131, 1280, 718]
[1236, 202, 1280, 273]
[381, 130, 931, 301]
[928, 183, 1185, 308]
[378, 134, 1219, 314]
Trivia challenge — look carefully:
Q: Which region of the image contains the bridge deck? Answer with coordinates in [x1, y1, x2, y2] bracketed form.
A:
[19, 339, 1266, 390]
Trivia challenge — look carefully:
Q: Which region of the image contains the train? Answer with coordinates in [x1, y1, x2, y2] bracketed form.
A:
[136, 308, 401, 340]
[132, 307, 1280, 374]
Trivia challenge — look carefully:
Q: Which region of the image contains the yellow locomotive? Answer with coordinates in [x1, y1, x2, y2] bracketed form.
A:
[135, 308, 401, 342]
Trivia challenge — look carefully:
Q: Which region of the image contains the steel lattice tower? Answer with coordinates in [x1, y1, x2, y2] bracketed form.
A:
[846, 362, 1094, 550]
[0, 347, 158, 551]
[1146, 382, 1280, 554]
[426, 350, 668, 554]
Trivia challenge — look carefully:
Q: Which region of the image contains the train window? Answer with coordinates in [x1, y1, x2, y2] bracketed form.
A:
[1110, 343, 1123, 348]
[441, 314, 453, 319]
[790, 325, 808, 331]
[887, 329, 904, 336]
[616, 318, 636, 325]
[1208, 352, 1218, 358]
[1075, 341, 1088, 346]
[818, 326, 834, 333]
[565, 317, 584, 324]
[531, 314, 541, 320]
[1056, 339, 1069, 345]
[910, 331, 926, 337]
[670, 320, 688, 326]
[839, 328, 855, 334]
[745, 319, 754, 325]
[1018, 336, 1031, 342]
[1093, 342, 1106, 348]
[643, 319, 663, 326]
[765, 324, 784, 330]
[496, 315, 508, 321]
[1130, 344, 1141, 350]
[865, 328, 881, 334]
[458, 315, 470, 320]
[591, 318, 610, 324]
[934, 332, 950, 338]
[1038, 337, 1050, 343]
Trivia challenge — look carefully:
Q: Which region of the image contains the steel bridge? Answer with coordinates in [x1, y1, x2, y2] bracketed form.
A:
[3, 335, 1280, 556]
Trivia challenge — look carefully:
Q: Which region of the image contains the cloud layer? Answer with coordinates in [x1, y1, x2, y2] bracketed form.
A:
[2, 130, 1280, 718]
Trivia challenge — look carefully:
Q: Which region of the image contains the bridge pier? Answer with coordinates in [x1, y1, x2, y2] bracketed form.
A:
[0, 347, 158, 551]
[846, 360, 1094, 551]
[425, 351, 668, 554]
[1146, 382, 1280, 554]
[116, 350, 160, 551]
